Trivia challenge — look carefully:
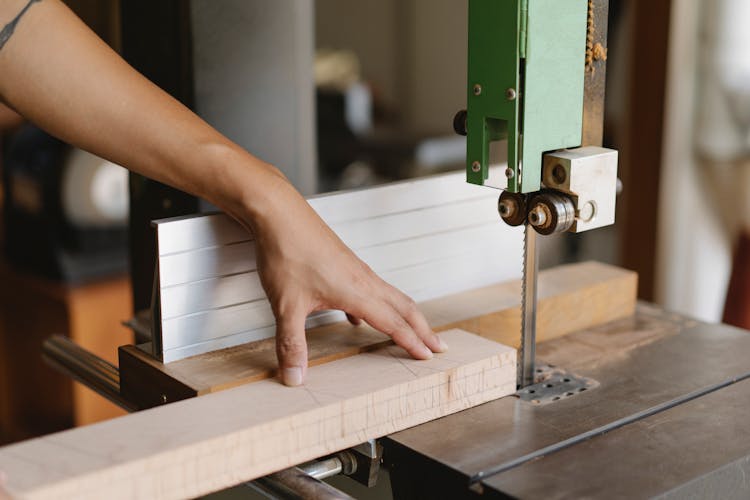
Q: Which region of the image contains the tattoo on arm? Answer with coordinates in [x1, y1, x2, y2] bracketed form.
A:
[0, 0, 42, 52]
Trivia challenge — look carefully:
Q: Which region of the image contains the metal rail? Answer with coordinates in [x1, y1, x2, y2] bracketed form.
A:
[249, 466, 355, 500]
[41, 335, 137, 412]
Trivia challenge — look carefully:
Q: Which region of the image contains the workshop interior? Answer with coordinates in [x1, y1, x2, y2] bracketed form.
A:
[1, 0, 750, 498]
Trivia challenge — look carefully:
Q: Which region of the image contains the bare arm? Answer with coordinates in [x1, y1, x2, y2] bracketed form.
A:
[0, 0, 271, 218]
[0, 102, 21, 131]
[0, 0, 446, 386]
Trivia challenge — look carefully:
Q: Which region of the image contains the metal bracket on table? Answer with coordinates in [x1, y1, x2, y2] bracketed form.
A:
[249, 467, 354, 499]
[516, 364, 600, 406]
[349, 440, 384, 488]
[248, 440, 383, 498]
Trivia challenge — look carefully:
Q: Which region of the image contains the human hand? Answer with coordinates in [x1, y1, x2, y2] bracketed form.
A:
[247, 176, 447, 386]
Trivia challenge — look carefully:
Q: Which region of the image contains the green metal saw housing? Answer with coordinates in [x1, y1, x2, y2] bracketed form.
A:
[466, 0, 588, 194]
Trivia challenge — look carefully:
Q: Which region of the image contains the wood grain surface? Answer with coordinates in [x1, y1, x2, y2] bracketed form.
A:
[0, 329, 515, 500]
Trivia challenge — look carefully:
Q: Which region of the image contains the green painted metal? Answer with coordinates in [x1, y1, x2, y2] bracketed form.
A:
[466, 0, 588, 194]
[466, 0, 521, 188]
[520, 0, 587, 192]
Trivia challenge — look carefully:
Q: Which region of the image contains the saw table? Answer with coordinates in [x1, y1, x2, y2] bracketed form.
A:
[385, 305, 750, 499]
[31, 296, 750, 499]
[25, 258, 750, 499]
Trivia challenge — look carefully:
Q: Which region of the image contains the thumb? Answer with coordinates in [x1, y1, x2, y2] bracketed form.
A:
[275, 309, 309, 386]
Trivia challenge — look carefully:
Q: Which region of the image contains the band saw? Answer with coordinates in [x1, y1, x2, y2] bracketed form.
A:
[14, 0, 750, 498]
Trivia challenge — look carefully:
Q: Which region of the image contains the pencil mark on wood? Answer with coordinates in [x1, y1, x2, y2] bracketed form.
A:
[0, 330, 516, 500]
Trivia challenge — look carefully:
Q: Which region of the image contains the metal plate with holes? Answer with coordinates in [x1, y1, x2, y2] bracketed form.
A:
[487, 378, 750, 499]
[517, 365, 599, 405]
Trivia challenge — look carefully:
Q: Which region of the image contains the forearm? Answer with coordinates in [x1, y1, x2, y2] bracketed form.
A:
[0, 102, 21, 131]
[0, 1, 446, 386]
[0, 0, 289, 226]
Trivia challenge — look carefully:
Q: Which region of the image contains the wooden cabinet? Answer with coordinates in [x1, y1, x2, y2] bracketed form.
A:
[0, 264, 132, 444]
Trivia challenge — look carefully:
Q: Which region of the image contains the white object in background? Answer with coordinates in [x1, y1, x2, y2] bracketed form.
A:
[696, 0, 750, 161]
[656, 0, 732, 323]
[191, 0, 317, 195]
[314, 50, 373, 136]
[345, 82, 373, 136]
[416, 135, 466, 169]
[61, 148, 129, 227]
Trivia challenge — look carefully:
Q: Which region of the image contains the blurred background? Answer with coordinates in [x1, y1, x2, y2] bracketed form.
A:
[0, 0, 747, 462]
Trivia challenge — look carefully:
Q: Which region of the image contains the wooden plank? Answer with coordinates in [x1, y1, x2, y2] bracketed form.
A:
[430, 261, 639, 347]
[0, 330, 516, 500]
[120, 322, 391, 408]
[119, 262, 636, 405]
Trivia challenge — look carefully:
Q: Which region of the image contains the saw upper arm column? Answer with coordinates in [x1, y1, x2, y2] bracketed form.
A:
[0, 0, 446, 385]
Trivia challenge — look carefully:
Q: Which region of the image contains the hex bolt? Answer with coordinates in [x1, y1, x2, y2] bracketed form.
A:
[473, 84, 483, 96]
[471, 161, 482, 173]
[506, 88, 517, 101]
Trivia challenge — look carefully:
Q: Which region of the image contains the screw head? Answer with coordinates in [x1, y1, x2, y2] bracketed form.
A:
[498, 199, 516, 218]
[471, 161, 482, 173]
[551, 164, 567, 185]
[529, 205, 549, 228]
[505, 167, 515, 179]
[473, 84, 483, 96]
[506, 88, 517, 100]
[579, 201, 597, 222]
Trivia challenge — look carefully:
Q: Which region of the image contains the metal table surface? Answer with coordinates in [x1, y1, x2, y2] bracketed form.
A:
[383, 305, 750, 498]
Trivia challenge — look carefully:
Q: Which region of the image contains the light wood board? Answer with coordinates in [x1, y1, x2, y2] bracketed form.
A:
[429, 260, 638, 346]
[119, 261, 636, 408]
[0, 329, 516, 500]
